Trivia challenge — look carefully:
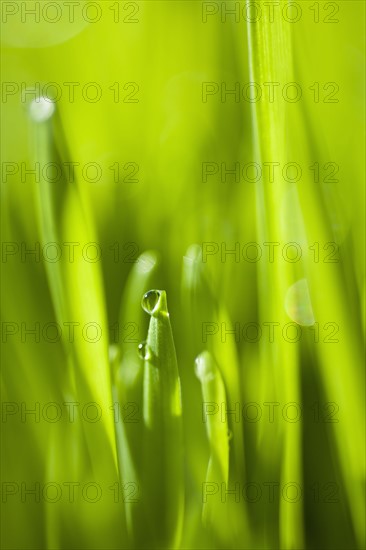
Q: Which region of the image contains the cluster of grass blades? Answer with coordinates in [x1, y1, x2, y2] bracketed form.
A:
[1, 2, 365, 550]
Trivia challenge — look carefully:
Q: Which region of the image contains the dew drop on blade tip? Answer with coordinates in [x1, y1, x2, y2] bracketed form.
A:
[141, 289, 161, 315]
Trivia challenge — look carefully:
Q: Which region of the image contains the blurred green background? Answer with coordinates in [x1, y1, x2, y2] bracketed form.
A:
[1, 1, 365, 549]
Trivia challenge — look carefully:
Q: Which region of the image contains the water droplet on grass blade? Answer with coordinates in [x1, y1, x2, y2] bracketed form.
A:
[141, 290, 161, 315]
[29, 97, 55, 123]
[137, 341, 151, 360]
[139, 288, 183, 546]
[285, 278, 315, 326]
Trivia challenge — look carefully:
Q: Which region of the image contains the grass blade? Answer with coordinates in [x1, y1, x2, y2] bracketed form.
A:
[113, 251, 159, 545]
[195, 351, 229, 535]
[140, 289, 184, 548]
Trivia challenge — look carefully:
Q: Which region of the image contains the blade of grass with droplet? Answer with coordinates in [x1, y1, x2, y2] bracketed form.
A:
[140, 290, 184, 549]
[116, 250, 159, 408]
[113, 251, 159, 545]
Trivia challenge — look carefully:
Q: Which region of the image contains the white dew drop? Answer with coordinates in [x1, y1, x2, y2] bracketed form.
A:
[141, 290, 161, 315]
[29, 97, 55, 123]
[137, 341, 152, 361]
[284, 278, 315, 327]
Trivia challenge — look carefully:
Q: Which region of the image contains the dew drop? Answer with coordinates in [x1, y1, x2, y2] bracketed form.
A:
[29, 97, 55, 123]
[137, 341, 151, 360]
[141, 289, 161, 315]
[284, 278, 315, 326]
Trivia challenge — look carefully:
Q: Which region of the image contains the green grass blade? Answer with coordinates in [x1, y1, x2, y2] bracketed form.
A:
[29, 99, 118, 484]
[246, 9, 304, 549]
[140, 289, 184, 549]
[113, 251, 159, 545]
[195, 351, 229, 532]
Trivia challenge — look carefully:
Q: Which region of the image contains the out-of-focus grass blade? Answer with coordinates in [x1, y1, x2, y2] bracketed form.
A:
[182, 244, 249, 544]
[293, 175, 366, 546]
[60, 174, 117, 469]
[246, 9, 304, 549]
[44, 416, 86, 550]
[195, 351, 229, 533]
[28, 98, 122, 547]
[291, 85, 366, 548]
[29, 97, 118, 476]
[28, 99, 66, 328]
[182, 245, 246, 481]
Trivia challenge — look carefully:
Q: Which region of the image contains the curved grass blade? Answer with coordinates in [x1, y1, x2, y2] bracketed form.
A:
[182, 244, 246, 482]
[195, 351, 229, 531]
[28, 98, 66, 326]
[29, 97, 118, 475]
[60, 171, 118, 470]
